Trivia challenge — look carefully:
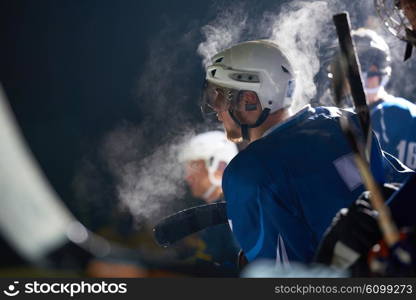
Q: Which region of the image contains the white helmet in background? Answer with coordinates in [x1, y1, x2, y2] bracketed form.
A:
[201, 40, 296, 141]
[179, 131, 238, 199]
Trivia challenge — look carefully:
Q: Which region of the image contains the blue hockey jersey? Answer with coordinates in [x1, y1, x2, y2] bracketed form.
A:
[371, 96, 416, 170]
[222, 105, 409, 264]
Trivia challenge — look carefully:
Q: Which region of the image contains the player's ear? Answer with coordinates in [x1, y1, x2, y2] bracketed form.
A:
[240, 91, 260, 111]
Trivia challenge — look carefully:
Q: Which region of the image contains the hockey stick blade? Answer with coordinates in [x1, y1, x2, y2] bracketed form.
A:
[153, 202, 228, 247]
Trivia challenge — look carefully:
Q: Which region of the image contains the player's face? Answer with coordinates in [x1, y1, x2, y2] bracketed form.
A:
[365, 75, 380, 90]
[184, 160, 211, 198]
[363, 65, 381, 101]
[216, 91, 261, 143]
[210, 88, 243, 142]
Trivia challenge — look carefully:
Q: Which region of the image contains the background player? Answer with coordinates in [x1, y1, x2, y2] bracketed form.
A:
[351, 28, 416, 170]
[178, 131, 240, 271]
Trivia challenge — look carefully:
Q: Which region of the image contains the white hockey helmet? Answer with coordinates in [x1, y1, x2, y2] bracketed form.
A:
[202, 40, 295, 116]
[179, 131, 238, 187]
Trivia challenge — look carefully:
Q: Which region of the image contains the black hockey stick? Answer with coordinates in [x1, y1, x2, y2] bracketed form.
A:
[153, 202, 228, 247]
[332, 12, 400, 247]
[333, 12, 372, 160]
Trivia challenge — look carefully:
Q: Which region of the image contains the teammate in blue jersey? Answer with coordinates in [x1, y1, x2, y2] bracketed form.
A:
[313, 6, 416, 276]
[352, 28, 416, 170]
[371, 97, 416, 169]
[200, 40, 411, 264]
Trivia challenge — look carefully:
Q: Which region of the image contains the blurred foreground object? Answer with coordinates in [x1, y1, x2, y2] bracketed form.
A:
[316, 175, 416, 276]
[0, 84, 145, 276]
[241, 260, 347, 278]
[0, 84, 75, 264]
[86, 260, 147, 278]
[314, 185, 397, 274]
[374, 0, 416, 60]
[368, 228, 416, 276]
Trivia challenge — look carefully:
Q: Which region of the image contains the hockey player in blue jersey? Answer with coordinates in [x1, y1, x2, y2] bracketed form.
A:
[352, 28, 416, 170]
[200, 40, 410, 265]
[313, 5, 416, 276]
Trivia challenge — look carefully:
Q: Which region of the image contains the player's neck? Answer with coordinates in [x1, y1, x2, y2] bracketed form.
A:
[366, 86, 388, 104]
[249, 108, 292, 142]
[367, 93, 381, 103]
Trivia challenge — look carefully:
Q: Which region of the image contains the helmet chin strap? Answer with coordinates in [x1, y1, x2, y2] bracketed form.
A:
[364, 84, 388, 98]
[201, 184, 218, 201]
[228, 108, 271, 141]
[364, 86, 382, 95]
[363, 73, 389, 95]
[202, 172, 222, 201]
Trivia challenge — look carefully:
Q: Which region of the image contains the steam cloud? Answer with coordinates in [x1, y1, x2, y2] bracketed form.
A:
[197, 5, 247, 68]
[73, 24, 205, 225]
[100, 125, 195, 224]
[268, 1, 333, 111]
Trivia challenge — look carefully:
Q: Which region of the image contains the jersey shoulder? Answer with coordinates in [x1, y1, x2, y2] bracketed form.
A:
[264, 105, 355, 141]
[376, 96, 416, 117]
[223, 142, 266, 186]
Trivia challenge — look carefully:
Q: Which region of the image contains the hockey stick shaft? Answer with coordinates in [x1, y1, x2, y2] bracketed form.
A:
[333, 12, 400, 246]
[333, 12, 372, 161]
